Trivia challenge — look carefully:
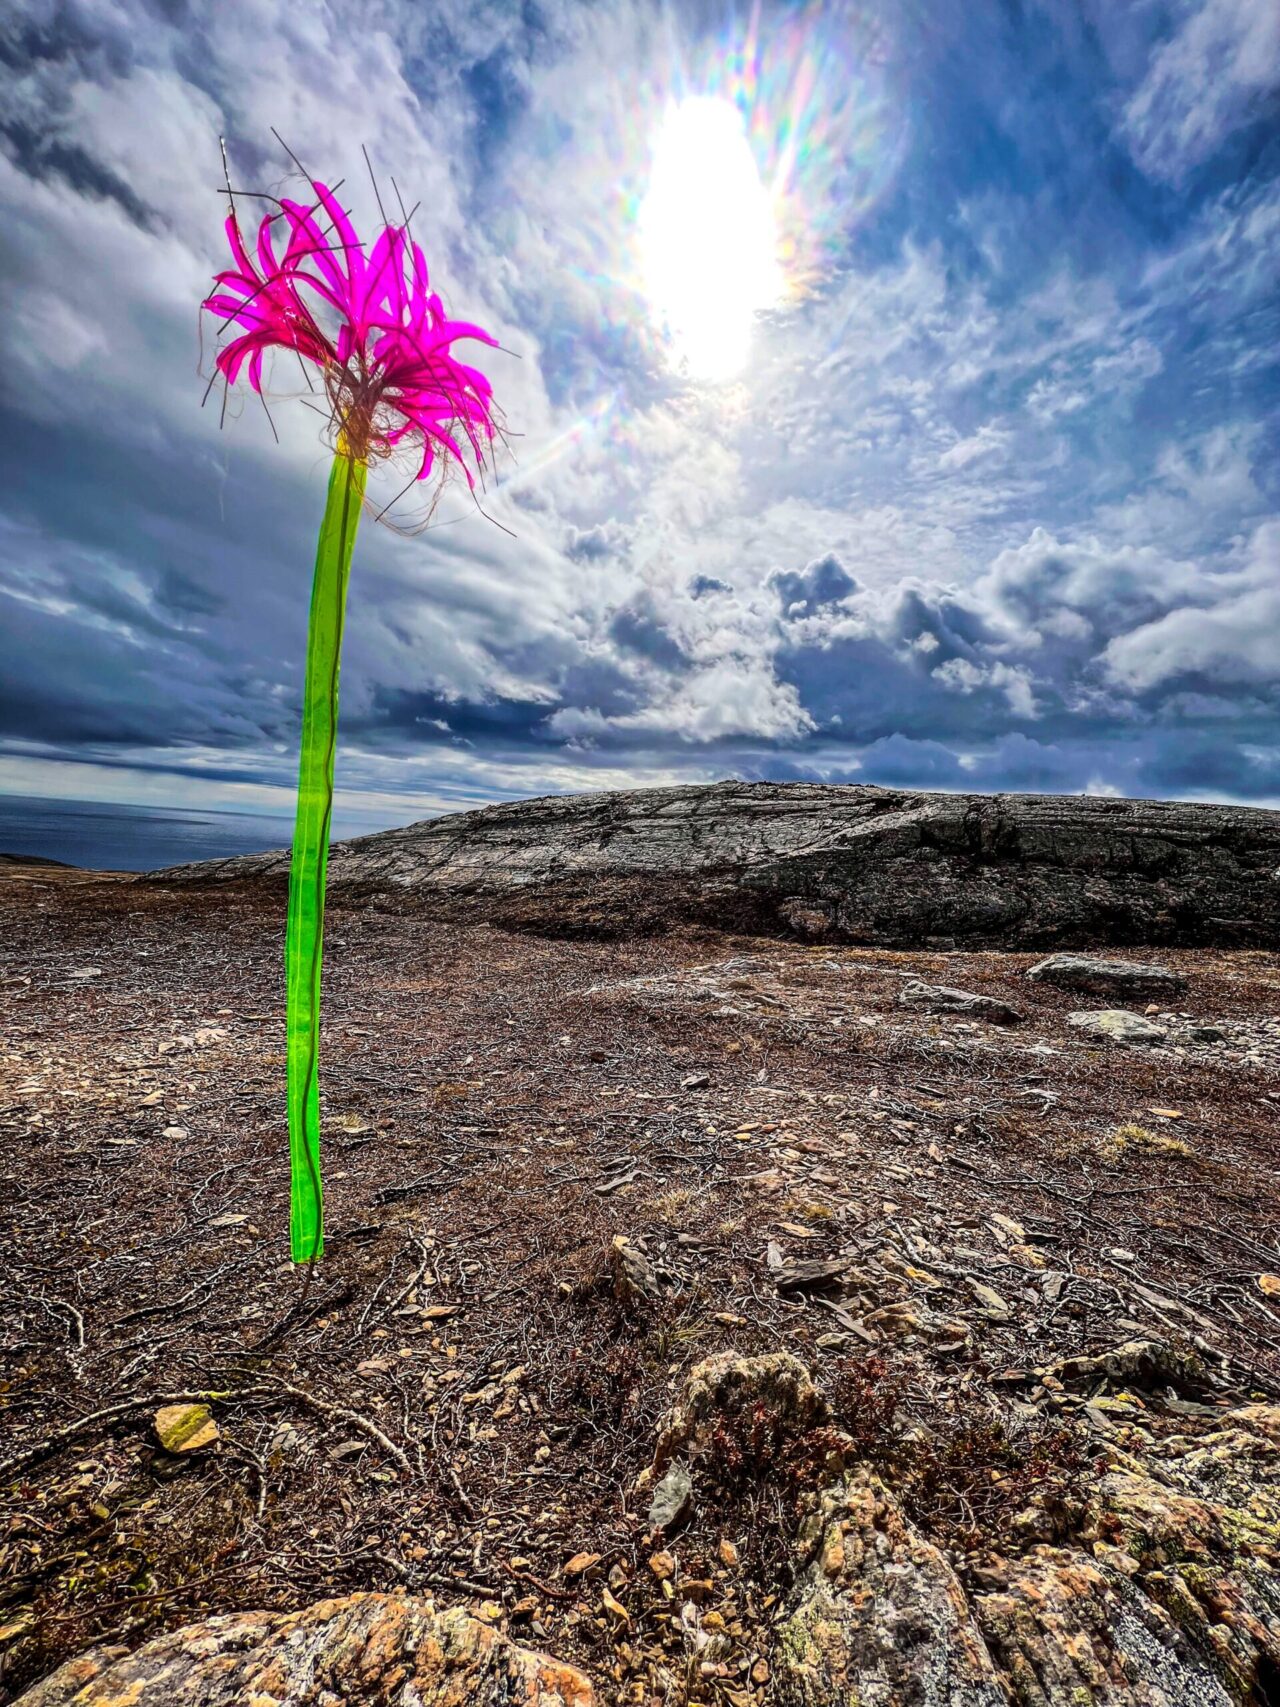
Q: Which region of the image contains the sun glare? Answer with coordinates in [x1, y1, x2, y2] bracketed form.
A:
[639, 96, 783, 382]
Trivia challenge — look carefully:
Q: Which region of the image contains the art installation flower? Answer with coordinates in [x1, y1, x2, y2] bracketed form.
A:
[204, 157, 501, 1263]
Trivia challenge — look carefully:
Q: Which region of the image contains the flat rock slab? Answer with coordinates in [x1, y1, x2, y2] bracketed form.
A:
[153, 781, 1280, 950]
[1027, 953, 1187, 997]
[898, 981, 1022, 1024]
[1068, 1009, 1169, 1045]
[14, 1596, 594, 1707]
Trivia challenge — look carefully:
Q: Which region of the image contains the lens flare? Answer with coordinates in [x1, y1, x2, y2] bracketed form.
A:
[498, 0, 906, 415]
[639, 96, 783, 381]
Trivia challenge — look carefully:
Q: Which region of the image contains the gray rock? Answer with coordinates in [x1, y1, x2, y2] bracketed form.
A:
[1039, 1337, 1212, 1395]
[898, 981, 1022, 1024]
[1068, 1009, 1168, 1045]
[646, 1462, 692, 1533]
[151, 782, 1280, 950]
[1027, 953, 1187, 997]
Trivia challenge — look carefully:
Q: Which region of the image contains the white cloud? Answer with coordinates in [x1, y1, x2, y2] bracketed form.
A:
[1123, 0, 1280, 182]
[932, 657, 1039, 718]
[1102, 519, 1280, 690]
[937, 422, 1012, 471]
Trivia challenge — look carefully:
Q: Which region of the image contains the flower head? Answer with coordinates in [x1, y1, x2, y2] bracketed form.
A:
[204, 177, 499, 486]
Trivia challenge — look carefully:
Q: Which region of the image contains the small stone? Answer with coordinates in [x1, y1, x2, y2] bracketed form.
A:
[648, 1462, 693, 1533]
[601, 1586, 630, 1627]
[898, 982, 1022, 1025]
[718, 1537, 740, 1568]
[153, 1403, 219, 1454]
[268, 1422, 301, 1457]
[564, 1552, 601, 1577]
[649, 1550, 676, 1581]
[681, 1072, 710, 1091]
[1067, 1010, 1167, 1046]
[966, 1281, 1012, 1319]
[989, 1212, 1025, 1240]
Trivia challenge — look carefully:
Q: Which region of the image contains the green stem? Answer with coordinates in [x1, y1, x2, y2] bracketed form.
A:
[285, 451, 367, 1263]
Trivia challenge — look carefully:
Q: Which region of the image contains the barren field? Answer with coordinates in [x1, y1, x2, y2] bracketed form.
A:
[2, 867, 1279, 1702]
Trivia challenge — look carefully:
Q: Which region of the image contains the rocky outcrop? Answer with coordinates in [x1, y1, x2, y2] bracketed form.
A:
[23, 1367, 1280, 1707]
[777, 1470, 1008, 1707]
[777, 1415, 1280, 1706]
[634, 1354, 1280, 1707]
[153, 782, 1280, 949]
[14, 1596, 595, 1706]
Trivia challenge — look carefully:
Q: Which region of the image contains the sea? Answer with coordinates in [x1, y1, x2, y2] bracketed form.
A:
[0, 792, 311, 873]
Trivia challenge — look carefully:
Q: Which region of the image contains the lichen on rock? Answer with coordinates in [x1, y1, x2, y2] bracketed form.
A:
[775, 1469, 1006, 1706]
[13, 1595, 595, 1707]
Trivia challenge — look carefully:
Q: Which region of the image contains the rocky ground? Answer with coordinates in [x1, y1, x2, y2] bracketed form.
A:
[1, 864, 1279, 1704]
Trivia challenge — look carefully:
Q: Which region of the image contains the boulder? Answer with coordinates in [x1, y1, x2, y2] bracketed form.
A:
[898, 981, 1022, 1024]
[14, 1595, 594, 1707]
[1068, 1009, 1168, 1045]
[152, 782, 1280, 950]
[1027, 953, 1187, 997]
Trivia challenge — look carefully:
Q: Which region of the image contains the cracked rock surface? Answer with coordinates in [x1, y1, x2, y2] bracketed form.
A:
[154, 781, 1280, 949]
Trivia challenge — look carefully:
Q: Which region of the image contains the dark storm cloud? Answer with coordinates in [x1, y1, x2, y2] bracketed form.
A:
[767, 552, 859, 617]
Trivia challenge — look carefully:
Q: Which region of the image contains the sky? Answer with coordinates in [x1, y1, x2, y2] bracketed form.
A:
[0, 0, 1278, 834]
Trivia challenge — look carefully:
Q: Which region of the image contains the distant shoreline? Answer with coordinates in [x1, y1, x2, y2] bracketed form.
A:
[0, 850, 77, 869]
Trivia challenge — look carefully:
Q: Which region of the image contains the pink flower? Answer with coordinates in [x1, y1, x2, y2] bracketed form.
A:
[204, 179, 499, 483]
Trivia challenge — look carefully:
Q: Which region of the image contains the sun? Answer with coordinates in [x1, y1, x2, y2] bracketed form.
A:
[638, 96, 783, 382]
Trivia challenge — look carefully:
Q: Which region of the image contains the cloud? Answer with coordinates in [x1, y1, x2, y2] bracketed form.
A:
[768, 552, 859, 617]
[1102, 520, 1280, 691]
[1122, 0, 1280, 183]
[0, 0, 1277, 820]
[937, 422, 1012, 471]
